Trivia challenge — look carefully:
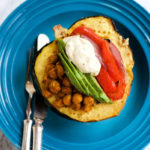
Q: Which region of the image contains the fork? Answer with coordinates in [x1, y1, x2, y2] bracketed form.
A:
[21, 49, 36, 150]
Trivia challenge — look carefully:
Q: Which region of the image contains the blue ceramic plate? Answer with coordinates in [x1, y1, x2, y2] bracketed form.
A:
[0, 0, 150, 149]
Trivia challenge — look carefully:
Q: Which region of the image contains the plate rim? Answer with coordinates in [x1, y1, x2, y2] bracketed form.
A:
[0, 0, 150, 149]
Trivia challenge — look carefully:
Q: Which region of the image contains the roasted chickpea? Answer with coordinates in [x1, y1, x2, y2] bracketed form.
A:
[46, 64, 55, 72]
[56, 64, 64, 78]
[42, 75, 52, 84]
[72, 93, 83, 104]
[63, 94, 72, 106]
[62, 77, 72, 87]
[53, 99, 64, 108]
[72, 103, 81, 111]
[49, 55, 58, 64]
[83, 96, 95, 105]
[48, 68, 57, 79]
[62, 86, 72, 94]
[83, 105, 92, 112]
[42, 90, 52, 98]
[49, 80, 61, 94]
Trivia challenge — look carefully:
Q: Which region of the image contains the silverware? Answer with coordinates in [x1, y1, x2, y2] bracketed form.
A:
[32, 34, 49, 150]
[32, 93, 48, 150]
[21, 49, 36, 150]
[37, 34, 50, 51]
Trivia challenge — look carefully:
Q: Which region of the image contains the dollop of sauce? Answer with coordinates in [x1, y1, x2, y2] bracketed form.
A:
[63, 35, 101, 76]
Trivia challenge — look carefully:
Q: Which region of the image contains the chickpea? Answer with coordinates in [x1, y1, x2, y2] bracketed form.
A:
[83, 96, 95, 105]
[56, 64, 64, 78]
[62, 86, 72, 94]
[83, 105, 92, 112]
[72, 93, 83, 104]
[62, 77, 72, 87]
[48, 68, 57, 79]
[42, 75, 52, 84]
[49, 55, 58, 64]
[46, 64, 55, 72]
[42, 89, 52, 98]
[49, 80, 61, 94]
[82, 96, 95, 112]
[53, 99, 64, 108]
[63, 94, 72, 106]
[72, 103, 81, 111]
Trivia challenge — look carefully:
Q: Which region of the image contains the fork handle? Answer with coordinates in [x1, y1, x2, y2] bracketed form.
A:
[32, 120, 43, 150]
[21, 119, 32, 150]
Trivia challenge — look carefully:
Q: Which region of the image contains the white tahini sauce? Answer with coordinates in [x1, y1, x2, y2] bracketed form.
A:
[63, 35, 101, 76]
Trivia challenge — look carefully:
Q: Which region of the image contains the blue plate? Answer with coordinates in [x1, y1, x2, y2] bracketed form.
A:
[0, 0, 150, 149]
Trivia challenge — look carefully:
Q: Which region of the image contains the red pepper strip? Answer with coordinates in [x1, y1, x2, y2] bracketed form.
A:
[71, 26, 125, 100]
[98, 40, 126, 100]
[99, 40, 124, 82]
[107, 80, 125, 100]
[72, 26, 103, 45]
[96, 66, 117, 93]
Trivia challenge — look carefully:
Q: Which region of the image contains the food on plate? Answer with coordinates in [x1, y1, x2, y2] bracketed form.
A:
[33, 16, 134, 122]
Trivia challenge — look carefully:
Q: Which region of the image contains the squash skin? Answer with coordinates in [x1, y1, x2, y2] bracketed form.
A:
[32, 16, 134, 122]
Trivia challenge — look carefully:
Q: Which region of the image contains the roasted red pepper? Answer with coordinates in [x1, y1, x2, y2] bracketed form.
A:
[71, 26, 125, 100]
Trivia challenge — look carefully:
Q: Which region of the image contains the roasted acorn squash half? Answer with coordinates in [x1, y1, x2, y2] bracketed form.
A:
[32, 16, 134, 122]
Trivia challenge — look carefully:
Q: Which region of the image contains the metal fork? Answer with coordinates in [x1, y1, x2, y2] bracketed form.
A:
[21, 49, 36, 150]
